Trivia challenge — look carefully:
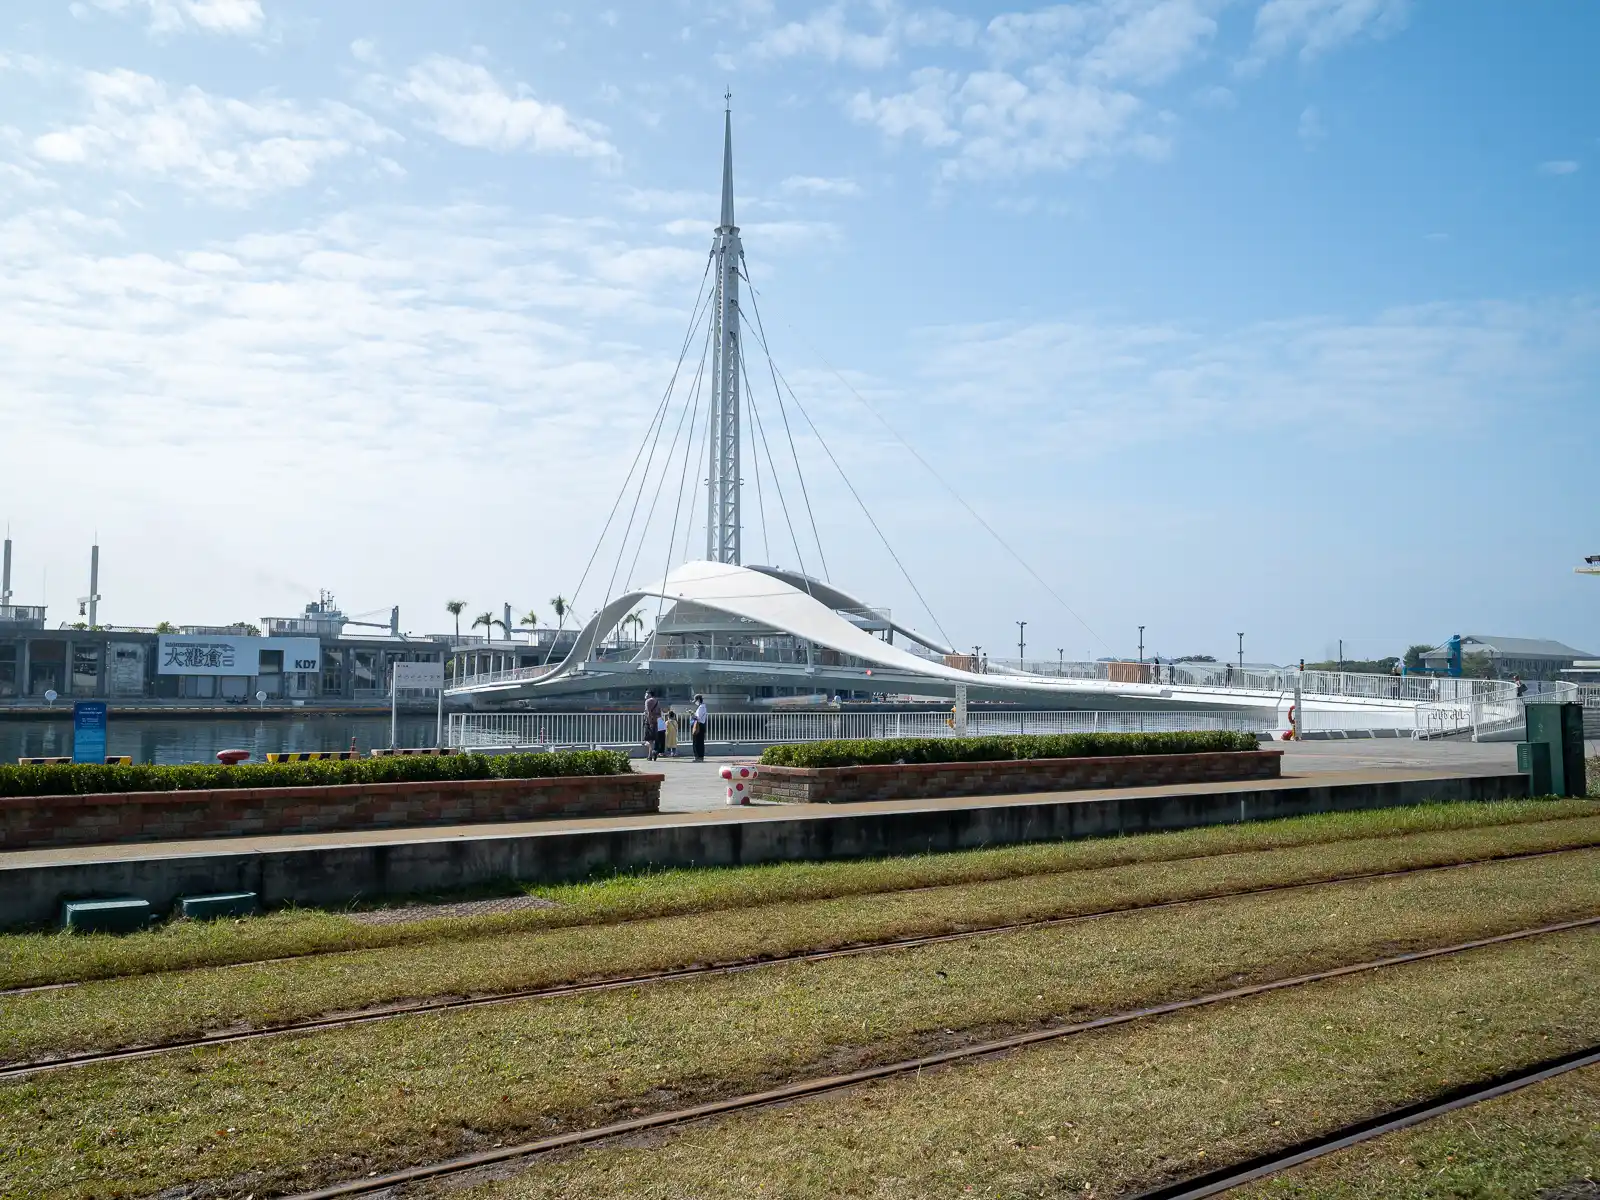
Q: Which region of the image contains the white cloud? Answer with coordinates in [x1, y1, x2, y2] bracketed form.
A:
[1244, 0, 1409, 70]
[1081, 0, 1218, 86]
[1539, 159, 1579, 176]
[851, 64, 1162, 179]
[1297, 104, 1324, 143]
[0, 201, 720, 623]
[382, 56, 616, 158]
[85, 0, 266, 37]
[914, 299, 1600, 454]
[750, 5, 898, 69]
[848, 67, 961, 147]
[27, 69, 393, 197]
[781, 174, 862, 196]
[746, 3, 977, 69]
[982, 5, 1096, 64]
[844, 1, 1227, 181]
[350, 38, 381, 66]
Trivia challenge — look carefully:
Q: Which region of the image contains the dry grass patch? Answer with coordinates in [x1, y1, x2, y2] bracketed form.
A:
[1, 853, 1595, 1199]
[5, 826, 1598, 1062]
[1233, 1062, 1599, 1198]
[4, 798, 1593, 991]
[460, 931, 1600, 1200]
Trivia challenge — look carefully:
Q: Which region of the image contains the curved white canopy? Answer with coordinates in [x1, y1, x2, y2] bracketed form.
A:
[545, 560, 976, 686]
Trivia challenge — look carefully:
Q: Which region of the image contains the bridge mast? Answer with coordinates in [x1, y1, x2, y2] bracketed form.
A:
[707, 95, 742, 564]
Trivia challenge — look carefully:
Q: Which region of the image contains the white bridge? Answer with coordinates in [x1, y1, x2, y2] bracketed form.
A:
[445, 106, 1569, 748]
[446, 561, 1543, 742]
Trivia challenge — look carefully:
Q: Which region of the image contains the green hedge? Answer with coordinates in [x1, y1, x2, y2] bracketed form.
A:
[760, 730, 1261, 769]
[0, 751, 632, 799]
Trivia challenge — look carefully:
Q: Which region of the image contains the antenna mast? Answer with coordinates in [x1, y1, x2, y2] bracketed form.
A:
[706, 94, 742, 564]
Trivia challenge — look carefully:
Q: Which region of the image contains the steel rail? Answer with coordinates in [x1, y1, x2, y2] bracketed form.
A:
[280, 915, 1600, 1200]
[7, 826, 1597, 1001]
[4, 846, 1595, 1082]
[1127, 1045, 1600, 1199]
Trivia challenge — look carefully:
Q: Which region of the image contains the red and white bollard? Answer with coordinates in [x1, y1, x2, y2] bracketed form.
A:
[720, 763, 755, 805]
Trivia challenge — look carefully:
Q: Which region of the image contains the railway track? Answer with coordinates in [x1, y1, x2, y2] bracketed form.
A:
[5, 846, 1593, 1081]
[1128, 1045, 1600, 1199]
[278, 916, 1600, 1200]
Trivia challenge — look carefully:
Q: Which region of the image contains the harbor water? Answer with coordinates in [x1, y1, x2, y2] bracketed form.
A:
[0, 714, 444, 766]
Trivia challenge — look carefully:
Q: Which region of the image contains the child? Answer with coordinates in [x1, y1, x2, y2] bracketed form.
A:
[665, 710, 680, 756]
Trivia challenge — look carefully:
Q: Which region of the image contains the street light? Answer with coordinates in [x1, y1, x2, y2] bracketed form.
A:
[1138, 625, 1145, 663]
[1016, 620, 1027, 666]
[1057, 648, 1064, 676]
[1237, 633, 1244, 672]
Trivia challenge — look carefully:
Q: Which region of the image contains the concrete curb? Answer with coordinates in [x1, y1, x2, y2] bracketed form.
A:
[0, 771, 1529, 928]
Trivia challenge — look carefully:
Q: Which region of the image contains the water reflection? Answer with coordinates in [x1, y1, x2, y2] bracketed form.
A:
[0, 715, 443, 766]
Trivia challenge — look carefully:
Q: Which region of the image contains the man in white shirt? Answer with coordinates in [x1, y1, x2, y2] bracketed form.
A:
[691, 694, 708, 761]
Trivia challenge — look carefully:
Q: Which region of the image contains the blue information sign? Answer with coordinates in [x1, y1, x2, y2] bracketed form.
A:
[73, 701, 108, 764]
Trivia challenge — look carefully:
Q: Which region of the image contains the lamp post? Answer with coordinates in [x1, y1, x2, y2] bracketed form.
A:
[1237, 633, 1244, 673]
[1057, 648, 1064, 676]
[1016, 621, 1027, 667]
[1138, 625, 1145, 663]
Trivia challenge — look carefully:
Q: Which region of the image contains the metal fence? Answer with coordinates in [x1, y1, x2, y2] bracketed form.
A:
[446, 708, 1272, 750]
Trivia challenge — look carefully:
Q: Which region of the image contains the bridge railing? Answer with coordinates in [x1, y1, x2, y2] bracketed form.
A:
[907, 657, 1519, 705]
[445, 708, 1273, 750]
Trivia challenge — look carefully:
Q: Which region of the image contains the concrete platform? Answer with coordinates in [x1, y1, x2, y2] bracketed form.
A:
[0, 766, 1528, 928]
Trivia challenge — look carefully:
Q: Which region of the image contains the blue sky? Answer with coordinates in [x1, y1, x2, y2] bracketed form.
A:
[0, 0, 1595, 663]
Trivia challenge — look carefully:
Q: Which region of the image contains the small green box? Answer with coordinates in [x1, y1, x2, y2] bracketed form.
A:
[177, 892, 260, 921]
[1517, 741, 1552, 795]
[61, 898, 152, 935]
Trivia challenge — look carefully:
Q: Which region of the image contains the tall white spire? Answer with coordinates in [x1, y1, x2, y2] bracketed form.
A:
[707, 95, 742, 565]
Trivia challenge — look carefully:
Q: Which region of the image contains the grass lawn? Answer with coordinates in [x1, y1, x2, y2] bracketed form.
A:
[4, 826, 1598, 1061]
[1, 853, 1594, 1199]
[459, 930, 1600, 1200]
[1232, 1063, 1598, 1198]
[3, 797, 1595, 992]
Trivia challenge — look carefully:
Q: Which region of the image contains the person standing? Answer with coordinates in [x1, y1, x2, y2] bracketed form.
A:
[643, 690, 662, 761]
[691, 693, 708, 762]
[665, 709, 680, 757]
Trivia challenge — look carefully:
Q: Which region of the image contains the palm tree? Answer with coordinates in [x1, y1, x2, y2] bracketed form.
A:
[445, 600, 466, 639]
[471, 611, 496, 642]
[522, 609, 539, 629]
[624, 609, 645, 644]
[545, 594, 569, 665]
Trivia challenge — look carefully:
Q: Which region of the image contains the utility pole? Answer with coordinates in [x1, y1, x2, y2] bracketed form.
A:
[1237, 633, 1244, 673]
[1016, 620, 1026, 667]
[1057, 648, 1064, 676]
[1137, 625, 1145, 663]
[1338, 639, 1344, 672]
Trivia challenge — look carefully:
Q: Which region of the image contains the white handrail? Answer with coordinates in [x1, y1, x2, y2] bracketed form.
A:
[445, 708, 1272, 750]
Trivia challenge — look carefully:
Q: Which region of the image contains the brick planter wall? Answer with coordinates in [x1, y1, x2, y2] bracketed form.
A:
[0, 773, 663, 850]
[749, 750, 1281, 804]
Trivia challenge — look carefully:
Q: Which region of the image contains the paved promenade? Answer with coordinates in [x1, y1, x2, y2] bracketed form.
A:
[651, 738, 1521, 813]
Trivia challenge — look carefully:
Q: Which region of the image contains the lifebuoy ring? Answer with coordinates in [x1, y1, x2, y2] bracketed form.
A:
[1281, 704, 1297, 741]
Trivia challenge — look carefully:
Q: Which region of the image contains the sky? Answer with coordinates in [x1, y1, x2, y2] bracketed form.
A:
[0, 0, 1596, 665]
